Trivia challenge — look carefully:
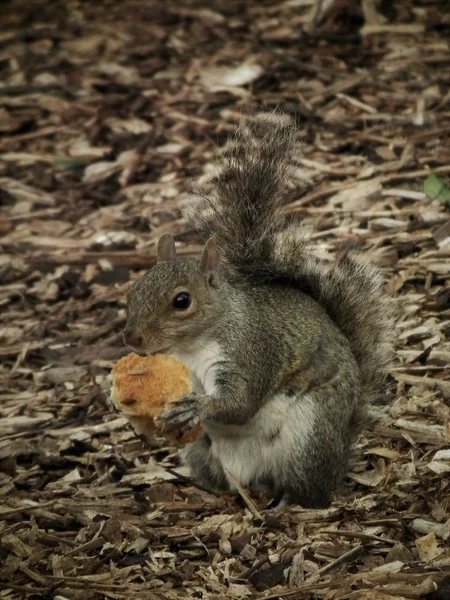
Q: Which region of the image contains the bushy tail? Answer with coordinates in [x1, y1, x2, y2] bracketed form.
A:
[183, 115, 395, 403]
[183, 114, 300, 271]
[280, 244, 396, 403]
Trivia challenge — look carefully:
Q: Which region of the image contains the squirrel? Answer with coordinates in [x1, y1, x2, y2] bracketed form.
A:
[121, 115, 395, 508]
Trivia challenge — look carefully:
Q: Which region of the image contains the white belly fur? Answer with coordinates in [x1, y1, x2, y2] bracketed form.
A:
[173, 341, 317, 489]
[172, 340, 223, 395]
[206, 393, 317, 489]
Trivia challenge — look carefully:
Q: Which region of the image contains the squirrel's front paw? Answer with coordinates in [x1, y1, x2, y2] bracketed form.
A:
[159, 394, 200, 433]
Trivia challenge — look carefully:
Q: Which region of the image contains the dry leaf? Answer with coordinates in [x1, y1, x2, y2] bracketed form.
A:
[200, 59, 263, 89]
[328, 177, 382, 208]
[106, 118, 152, 135]
[415, 532, 442, 562]
[82, 161, 121, 183]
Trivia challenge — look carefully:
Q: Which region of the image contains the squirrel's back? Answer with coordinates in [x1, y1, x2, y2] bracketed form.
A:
[183, 114, 395, 409]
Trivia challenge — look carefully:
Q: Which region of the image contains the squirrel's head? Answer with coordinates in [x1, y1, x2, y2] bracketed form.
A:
[123, 234, 222, 354]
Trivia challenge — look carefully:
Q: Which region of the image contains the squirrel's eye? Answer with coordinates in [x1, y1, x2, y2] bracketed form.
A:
[173, 291, 191, 310]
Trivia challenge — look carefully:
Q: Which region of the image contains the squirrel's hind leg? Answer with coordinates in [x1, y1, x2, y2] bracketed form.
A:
[281, 422, 351, 508]
[273, 386, 356, 509]
[180, 433, 228, 491]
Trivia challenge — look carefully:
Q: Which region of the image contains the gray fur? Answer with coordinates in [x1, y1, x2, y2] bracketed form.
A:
[123, 115, 395, 508]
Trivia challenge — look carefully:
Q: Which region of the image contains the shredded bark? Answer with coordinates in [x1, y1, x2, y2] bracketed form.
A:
[1, 1, 449, 599]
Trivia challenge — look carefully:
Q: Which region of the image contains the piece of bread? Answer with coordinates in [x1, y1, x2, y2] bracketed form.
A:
[110, 352, 202, 445]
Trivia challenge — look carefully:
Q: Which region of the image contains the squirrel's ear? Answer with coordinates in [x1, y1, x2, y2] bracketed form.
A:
[157, 234, 176, 262]
[201, 238, 220, 288]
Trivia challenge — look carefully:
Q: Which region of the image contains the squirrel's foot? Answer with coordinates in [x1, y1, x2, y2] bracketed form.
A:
[159, 394, 200, 433]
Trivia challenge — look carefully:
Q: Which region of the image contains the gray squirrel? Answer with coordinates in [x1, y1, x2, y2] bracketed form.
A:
[121, 115, 395, 508]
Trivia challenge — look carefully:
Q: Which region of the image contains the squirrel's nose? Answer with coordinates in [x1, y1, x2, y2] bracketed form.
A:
[123, 330, 143, 348]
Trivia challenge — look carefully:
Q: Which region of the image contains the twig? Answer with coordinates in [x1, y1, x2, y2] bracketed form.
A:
[0, 501, 56, 518]
[310, 544, 365, 578]
[225, 469, 263, 521]
[164, 466, 220, 497]
[324, 529, 398, 546]
[312, 0, 325, 30]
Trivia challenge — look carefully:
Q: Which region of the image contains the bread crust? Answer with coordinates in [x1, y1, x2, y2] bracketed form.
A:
[111, 353, 202, 445]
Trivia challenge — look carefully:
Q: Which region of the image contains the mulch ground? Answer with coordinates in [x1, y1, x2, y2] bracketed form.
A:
[1, 1, 450, 599]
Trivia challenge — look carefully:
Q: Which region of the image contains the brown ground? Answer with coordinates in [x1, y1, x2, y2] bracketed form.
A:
[1, 1, 450, 599]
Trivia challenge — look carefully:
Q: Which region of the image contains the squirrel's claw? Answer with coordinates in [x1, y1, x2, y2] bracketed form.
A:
[180, 415, 200, 434]
[159, 394, 199, 431]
